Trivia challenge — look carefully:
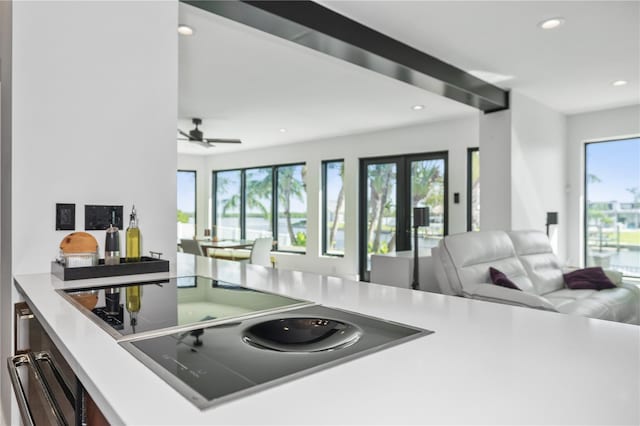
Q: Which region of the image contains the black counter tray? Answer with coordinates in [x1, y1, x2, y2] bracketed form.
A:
[51, 256, 169, 281]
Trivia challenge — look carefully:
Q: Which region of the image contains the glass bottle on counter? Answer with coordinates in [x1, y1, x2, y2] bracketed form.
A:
[104, 225, 120, 265]
[126, 205, 141, 262]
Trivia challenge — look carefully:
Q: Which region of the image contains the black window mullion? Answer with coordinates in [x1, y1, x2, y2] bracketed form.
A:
[321, 162, 328, 255]
[211, 171, 217, 233]
[396, 158, 410, 251]
[272, 165, 278, 250]
[240, 170, 246, 240]
[466, 147, 478, 232]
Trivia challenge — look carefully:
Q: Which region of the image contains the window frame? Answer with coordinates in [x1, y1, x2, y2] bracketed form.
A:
[467, 147, 479, 232]
[177, 169, 197, 240]
[212, 161, 308, 254]
[358, 151, 449, 281]
[583, 136, 640, 277]
[322, 159, 345, 257]
[212, 168, 243, 241]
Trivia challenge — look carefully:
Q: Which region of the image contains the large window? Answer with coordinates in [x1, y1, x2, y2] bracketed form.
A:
[177, 170, 196, 241]
[585, 137, 640, 277]
[323, 160, 345, 256]
[213, 163, 307, 252]
[467, 148, 480, 232]
[214, 170, 241, 240]
[276, 164, 307, 252]
[245, 167, 273, 240]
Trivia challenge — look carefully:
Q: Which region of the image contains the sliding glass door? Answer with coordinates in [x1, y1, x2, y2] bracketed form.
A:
[359, 152, 447, 280]
[585, 137, 640, 277]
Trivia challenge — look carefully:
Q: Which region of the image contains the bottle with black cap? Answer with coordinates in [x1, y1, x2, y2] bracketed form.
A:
[104, 224, 120, 265]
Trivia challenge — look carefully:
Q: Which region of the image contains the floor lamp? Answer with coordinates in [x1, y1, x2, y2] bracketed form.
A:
[412, 207, 430, 290]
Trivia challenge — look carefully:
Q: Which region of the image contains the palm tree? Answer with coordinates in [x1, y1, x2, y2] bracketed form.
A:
[278, 166, 306, 245]
[245, 169, 273, 232]
[367, 164, 395, 253]
[328, 162, 344, 250]
[411, 160, 441, 208]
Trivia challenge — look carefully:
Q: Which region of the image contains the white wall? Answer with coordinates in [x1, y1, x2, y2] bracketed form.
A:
[1, 2, 14, 422]
[479, 108, 512, 231]
[7, 2, 177, 421]
[178, 154, 209, 238]
[566, 104, 640, 266]
[510, 92, 568, 259]
[11, 1, 178, 275]
[479, 92, 568, 259]
[198, 115, 479, 278]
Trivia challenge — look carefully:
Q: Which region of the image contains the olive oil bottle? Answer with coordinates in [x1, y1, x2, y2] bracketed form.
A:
[126, 205, 141, 262]
[126, 285, 141, 332]
[126, 285, 141, 313]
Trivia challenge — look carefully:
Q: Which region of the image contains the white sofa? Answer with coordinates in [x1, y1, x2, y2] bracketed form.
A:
[432, 230, 639, 324]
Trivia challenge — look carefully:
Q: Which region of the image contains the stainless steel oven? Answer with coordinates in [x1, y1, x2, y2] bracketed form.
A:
[8, 301, 89, 426]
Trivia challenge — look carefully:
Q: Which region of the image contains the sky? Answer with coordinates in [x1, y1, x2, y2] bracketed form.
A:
[177, 171, 196, 213]
[586, 137, 640, 203]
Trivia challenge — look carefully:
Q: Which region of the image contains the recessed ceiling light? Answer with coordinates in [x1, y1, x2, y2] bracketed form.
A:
[412, 105, 424, 111]
[538, 17, 565, 30]
[178, 25, 194, 36]
[612, 80, 628, 87]
[279, 128, 287, 133]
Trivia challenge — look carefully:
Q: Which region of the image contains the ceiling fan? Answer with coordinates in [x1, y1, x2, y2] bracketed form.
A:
[177, 118, 242, 148]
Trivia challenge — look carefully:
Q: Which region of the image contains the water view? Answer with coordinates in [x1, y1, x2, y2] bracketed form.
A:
[586, 137, 640, 277]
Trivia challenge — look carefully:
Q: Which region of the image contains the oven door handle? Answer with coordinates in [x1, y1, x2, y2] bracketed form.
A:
[33, 351, 76, 409]
[7, 351, 72, 426]
[7, 354, 36, 426]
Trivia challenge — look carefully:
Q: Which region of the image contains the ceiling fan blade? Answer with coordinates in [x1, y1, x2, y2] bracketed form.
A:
[178, 129, 192, 139]
[204, 138, 242, 144]
[177, 138, 190, 141]
[196, 140, 213, 148]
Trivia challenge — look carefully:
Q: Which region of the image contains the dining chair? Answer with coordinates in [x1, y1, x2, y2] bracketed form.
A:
[180, 238, 204, 256]
[249, 237, 273, 267]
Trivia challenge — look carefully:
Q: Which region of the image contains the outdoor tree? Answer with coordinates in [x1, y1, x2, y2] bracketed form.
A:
[626, 187, 640, 203]
[328, 162, 345, 250]
[177, 209, 191, 224]
[245, 169, 273, 232]
[367, 164, 395, 253]
[278, 166, 306, 246]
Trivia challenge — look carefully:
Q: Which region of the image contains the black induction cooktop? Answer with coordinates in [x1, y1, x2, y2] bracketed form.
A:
[61, 276, 311, 340]
[121, 305, 432, 410]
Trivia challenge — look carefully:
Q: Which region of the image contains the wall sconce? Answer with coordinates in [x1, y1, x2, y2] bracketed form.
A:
[546, 212, 558, 236]
[412, 207, 430, 290]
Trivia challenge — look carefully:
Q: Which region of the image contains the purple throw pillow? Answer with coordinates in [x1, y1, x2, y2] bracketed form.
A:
[563, 267, 615, 290]
[489, 267, 521, 291]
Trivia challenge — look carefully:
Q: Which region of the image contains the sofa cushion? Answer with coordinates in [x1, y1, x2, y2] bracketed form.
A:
[508, 230, 564, 295]
[489, 267, 521, 290]
[546, 287, 637, 322]
[544, 289, 598, 310]
[564, 267, 616, 290]
[590, 288, 638, 323]
[439, 231, 535, 295]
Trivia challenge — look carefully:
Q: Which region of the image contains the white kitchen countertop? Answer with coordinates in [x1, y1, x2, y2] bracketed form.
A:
[14, 253, 640, 425]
